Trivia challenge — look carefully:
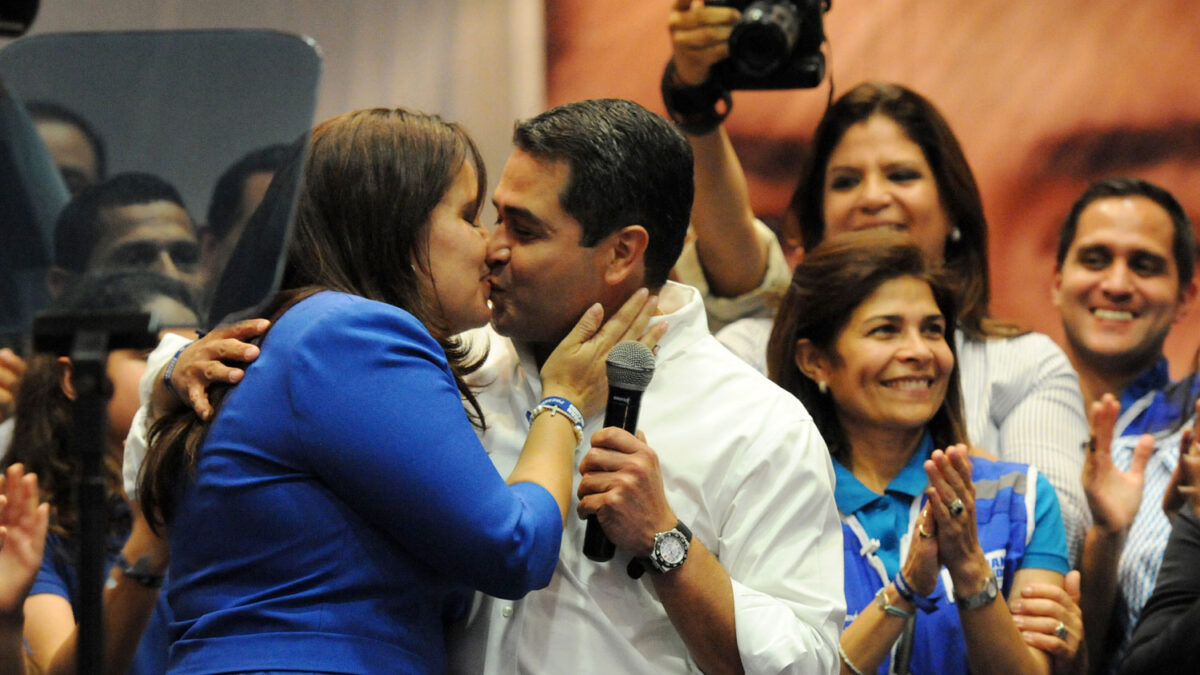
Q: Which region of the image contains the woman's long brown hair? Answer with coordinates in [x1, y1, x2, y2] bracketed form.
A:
[139, 108, 489, 531]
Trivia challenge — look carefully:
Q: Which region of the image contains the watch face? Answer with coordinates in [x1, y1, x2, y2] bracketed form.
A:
[658, 531, 688, 565]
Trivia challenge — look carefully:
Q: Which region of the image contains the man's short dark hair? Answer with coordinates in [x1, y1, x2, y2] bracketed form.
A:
[513, 99, 693, 288]
[53, 172, 190, 272]
[26, 100, 107, 180]
[205, 143, 290, 242]
[1056, 176, 1196, 286]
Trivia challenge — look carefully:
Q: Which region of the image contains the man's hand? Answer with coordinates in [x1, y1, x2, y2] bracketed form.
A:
[669, 0, 740, 86]
[165, 319, 269, 420]
[1082, 394, 1153, 534]
[576, 428, 676, 556]
[0, 349, 27, 423]
[1163, 399, 1200, 519]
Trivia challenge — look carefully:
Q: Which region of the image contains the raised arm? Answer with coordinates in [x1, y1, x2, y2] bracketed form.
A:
[1079, 394, 1154, 669]
[1120, 405, 1200, 674]
[23, 504, 169, 675]
[0, 464, 49, 675]
[927, 445, 1056, 675]
[666, 0, 766, 298]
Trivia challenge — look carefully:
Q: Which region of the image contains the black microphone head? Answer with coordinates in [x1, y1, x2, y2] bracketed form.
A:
[606, 340, 655, 392]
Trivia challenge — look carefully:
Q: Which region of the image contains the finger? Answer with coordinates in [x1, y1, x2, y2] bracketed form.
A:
[199, 361, 246, 385]
[672, 26, 737, 51]
[187, 383, 214, 421]
[1019, 630, 1068, 655]
[561, 303, 605, 348]
[593, 289, 655, 347]
[192, 337, 262, 363]
[0, 348, 27, 376]
[636, 320, 669, 355]
[1088, 394, 1120, 455]
[1065, 570, 1082, 604]
[1129, 433, 1155, 475]
[608, 294, 659, 347]
[925, 454, 962, 508]
[209, 318, 271, 341]
[669, 5, 741, 30]
[934, 447, 972, 498]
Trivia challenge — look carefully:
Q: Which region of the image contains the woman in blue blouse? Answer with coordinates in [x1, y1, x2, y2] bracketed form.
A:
[137, 108, 660, 674]
[766, 231, 1080, 675]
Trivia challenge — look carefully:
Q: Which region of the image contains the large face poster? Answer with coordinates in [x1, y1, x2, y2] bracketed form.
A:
[546, 0, 1200, 375]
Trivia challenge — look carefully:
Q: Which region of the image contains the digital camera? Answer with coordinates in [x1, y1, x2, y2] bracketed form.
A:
[708, 0, 829, 90]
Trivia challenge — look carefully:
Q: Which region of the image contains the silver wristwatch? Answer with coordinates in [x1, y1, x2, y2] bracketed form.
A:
[953, 573, 998, 610]
[648, 520, 692, 574]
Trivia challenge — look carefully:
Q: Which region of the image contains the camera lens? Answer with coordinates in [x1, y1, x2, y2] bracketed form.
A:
[729, 1, 800, 76]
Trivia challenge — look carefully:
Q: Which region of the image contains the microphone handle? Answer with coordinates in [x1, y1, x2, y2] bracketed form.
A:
[583, 388, 643, 562]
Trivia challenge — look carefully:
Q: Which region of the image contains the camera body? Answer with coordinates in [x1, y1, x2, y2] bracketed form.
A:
[708, 0, 829, 90]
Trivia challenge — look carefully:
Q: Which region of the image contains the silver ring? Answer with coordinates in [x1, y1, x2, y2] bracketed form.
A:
[1054, 620, 1068, 641]
[948, 498, 965, 518]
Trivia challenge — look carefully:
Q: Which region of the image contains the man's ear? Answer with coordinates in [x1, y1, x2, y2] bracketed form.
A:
[1174, 277, 1199, 323]
[57, 356, 76, 401]
[794, 338, 830, 385]
[602, 225, 649, 287]
[45, 266, 77, 300]
[1050, 266, 1064, 309]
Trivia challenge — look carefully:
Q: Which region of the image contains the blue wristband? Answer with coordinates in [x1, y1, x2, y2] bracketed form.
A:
[526, 396, 585, 445]
[162, 342, 193, 400]
[893, 570, 941, 613]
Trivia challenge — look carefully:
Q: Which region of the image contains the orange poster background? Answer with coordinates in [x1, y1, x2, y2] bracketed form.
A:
[545, 0, 1200, 376]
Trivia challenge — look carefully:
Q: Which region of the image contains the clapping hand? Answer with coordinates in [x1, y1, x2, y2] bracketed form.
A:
[1082, 394, 1154, 534]
[1013, 570, 1087, 675]
[1162, 399, 1200, 520]
[0, 464, 49, 618]
[924, 444, 985, 576]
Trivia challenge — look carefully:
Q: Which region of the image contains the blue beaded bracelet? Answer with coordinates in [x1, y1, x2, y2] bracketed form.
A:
[526, 396, 585, 446]
[893, 570, 941, 613]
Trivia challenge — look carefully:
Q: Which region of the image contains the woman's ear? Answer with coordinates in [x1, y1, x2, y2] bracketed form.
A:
[57, 356, 77, 401]
[794, 339, 829, 385]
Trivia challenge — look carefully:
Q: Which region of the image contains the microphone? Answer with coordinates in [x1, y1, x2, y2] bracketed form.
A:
[583, 340, 656, 562]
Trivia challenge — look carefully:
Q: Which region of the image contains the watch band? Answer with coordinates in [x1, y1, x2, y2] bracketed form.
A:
[116, 553, 165, 589]
[954, 573, 999, 610]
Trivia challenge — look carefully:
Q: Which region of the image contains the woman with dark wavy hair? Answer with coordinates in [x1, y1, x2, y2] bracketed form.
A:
[665, 4, 1089, 575]
[136, 108, 659, 674]
[767, 231, 1079, 675]
[3, 271, 199, 675]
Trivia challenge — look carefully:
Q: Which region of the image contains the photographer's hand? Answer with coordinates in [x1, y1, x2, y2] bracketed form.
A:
[669, 0, 740, 86]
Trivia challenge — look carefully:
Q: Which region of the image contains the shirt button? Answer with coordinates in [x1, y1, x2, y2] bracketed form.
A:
[501, 606, 514, 618]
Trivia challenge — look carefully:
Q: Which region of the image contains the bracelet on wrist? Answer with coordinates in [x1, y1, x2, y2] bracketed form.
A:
[875, 585, 915, 619]
[162, 342, 193, 400]
[893, 570, 941, 613]
[838, 643, 865, 675]
[661, 60, 733, 136]
[526, 396, 584, 446]
[116, 553, 165, 589]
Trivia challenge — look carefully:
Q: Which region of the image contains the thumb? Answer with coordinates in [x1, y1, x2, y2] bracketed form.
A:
[1130, 434, 1155, 475]
[1065, 569, 1082, 604]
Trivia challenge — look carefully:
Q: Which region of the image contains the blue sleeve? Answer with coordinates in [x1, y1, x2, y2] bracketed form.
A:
[280, 296, 562, 599]
[28, 533, 73, 601]
[1020, 472, 1070, 574]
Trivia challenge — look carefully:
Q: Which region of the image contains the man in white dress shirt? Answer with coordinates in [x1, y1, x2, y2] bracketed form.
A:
[446, 98, 844, 674]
